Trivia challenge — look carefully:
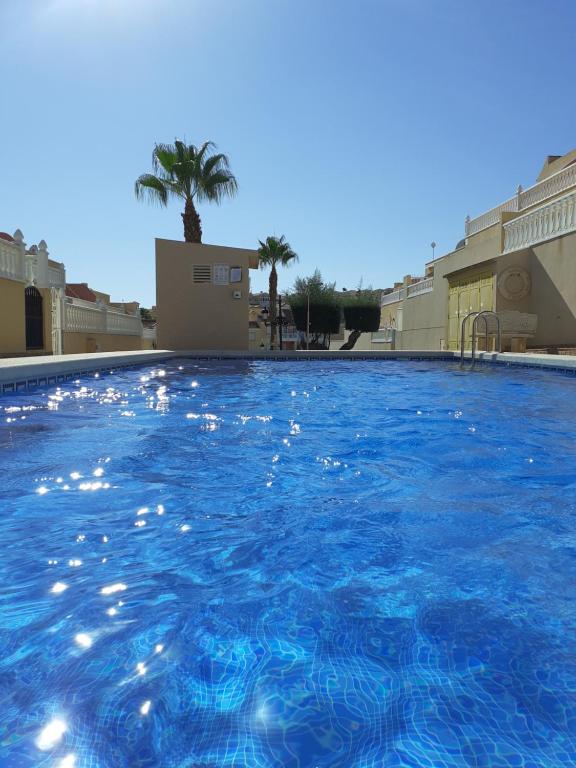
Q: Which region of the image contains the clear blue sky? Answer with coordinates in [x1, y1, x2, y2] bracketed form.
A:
[1, 0, 575, 306]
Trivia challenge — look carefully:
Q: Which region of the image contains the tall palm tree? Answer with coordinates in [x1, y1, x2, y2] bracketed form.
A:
[258, 235, 298, 349]
[134, 140, 238, 243]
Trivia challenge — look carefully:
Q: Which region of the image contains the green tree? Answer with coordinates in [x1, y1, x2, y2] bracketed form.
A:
[257, 235, 298, 349]
[288, 270, 341, 349]
[135, 140, 238, 243]
[139, 307, 154, 324]
[340, 284, 381, 349]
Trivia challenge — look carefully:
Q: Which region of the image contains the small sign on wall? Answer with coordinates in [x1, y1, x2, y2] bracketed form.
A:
[213, 264, 230, 285]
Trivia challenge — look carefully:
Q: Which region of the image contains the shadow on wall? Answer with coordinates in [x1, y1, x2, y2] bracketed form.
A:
[529, 233, 576, 346]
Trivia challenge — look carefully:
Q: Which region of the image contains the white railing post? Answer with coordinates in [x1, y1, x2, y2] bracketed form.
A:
[14, 229, 26, 281]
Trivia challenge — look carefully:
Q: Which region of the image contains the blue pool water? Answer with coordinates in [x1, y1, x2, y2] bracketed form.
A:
[1, 359, 576, 768]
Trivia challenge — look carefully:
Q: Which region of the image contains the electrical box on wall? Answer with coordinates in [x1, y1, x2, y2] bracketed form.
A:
[233, 290, 242, 299]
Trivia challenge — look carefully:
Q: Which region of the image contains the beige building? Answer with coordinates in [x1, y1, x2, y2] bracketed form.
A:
[156, 239, 259, 350]
[372, 149, 576, 352]
[0, 229, 152, 356]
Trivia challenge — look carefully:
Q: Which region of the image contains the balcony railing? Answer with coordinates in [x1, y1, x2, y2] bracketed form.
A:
[47, 263, 66, 288]
[406, 277, 434, 297]
[467, 160, 576, 237]
[381, 288, 404, 306]
[381, 277, 434, 306]
[63, 298, 143, 336]
[0, 239, 24, 282]
[503, 189, 576, 254]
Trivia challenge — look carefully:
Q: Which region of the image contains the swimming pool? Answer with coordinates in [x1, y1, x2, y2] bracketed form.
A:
[1, 359, 576, 767]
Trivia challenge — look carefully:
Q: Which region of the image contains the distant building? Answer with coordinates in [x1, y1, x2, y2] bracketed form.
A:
[0, 229, 152, 356]
[248, 293, 301, 350]
[345, 148, 576, 353]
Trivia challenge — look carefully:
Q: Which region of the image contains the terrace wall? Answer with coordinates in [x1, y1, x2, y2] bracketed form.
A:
[62, 332, 144, 354]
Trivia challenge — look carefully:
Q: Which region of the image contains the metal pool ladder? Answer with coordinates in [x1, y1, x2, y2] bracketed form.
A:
[460, 311, 502, 370]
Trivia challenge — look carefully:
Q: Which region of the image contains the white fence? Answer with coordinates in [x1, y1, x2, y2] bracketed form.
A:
[406, 276, 434, 297]
[467, 161, 576, 237]
[0, 230, 66, 287]
[503, 189, 576, 254]
[381, 288, 404, 306]
[63, 297, 143, 336]
[0, 234, 25, 281]
[381, 277, 434, 307]
[47, 263, 66, 288]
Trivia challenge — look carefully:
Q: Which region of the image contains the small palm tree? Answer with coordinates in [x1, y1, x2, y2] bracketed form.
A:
[135, 140, 238, 243]
[258, 235, 298, 349]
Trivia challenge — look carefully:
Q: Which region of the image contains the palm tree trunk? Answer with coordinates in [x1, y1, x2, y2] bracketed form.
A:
[269, 265, 278, 350]
[182, 198, 202, 243]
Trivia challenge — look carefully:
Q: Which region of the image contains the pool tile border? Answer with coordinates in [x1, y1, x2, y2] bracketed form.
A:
[1, 349, 576, 394]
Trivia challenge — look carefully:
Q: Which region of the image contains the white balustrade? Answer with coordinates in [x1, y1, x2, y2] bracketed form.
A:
[0, 230, 68, 288]
[63, 299, 143, 336]
[406, 277, 434, 297]
[106, 308, 142, 335]
[381, 278, 434, 306]
[467, 161, 576, 237]
[47, 262, 66, 287]
[64, 300, 106, 333]
[519, 162, 576, 210]
[466, 197, 517, 237]
[0, 236, 25, 281]
[503, 190, 576, 254]
[381, 288, 404, 306]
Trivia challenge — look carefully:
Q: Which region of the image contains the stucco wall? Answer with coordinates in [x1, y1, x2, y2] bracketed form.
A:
[0, 278, 26, 355]
[395, 287, 448, 350]
[529, 232, 576, 346]
[62, 333, 143, 354]
[156, 240, 258, 351]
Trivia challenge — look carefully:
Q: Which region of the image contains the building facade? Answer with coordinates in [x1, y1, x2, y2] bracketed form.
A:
[0, 229, 151, 356]
[375, 149, 576, 352]
[156, 240, 259, 350]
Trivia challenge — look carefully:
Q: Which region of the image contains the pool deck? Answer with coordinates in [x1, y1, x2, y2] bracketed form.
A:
[1, 349, 576, 393]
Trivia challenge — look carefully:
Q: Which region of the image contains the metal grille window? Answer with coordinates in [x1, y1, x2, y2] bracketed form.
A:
[25, 285, 44, 350]
[193, 265, 212, 283]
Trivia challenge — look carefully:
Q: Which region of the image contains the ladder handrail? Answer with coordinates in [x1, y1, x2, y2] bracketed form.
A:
[460, 310, 502, 369]
[460, 311, 480, 367]
[470, 311, 501, 369]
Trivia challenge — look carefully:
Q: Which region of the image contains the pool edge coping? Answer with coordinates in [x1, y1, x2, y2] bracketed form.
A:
[1, 348, 576, 393]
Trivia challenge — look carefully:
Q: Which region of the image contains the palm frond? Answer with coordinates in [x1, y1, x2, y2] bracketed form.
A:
[196, 141, 216, 165]
[152, 144, 178, 175]
[197, 170, 238, 203]
[257, 235, 298, 270]
[134, 174, 169, 206]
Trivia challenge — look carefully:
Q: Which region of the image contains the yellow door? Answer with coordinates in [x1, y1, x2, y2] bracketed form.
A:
[479, 275, 494, 314]
[447, 273, 494, 350]
[448, 284, 460, 350]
